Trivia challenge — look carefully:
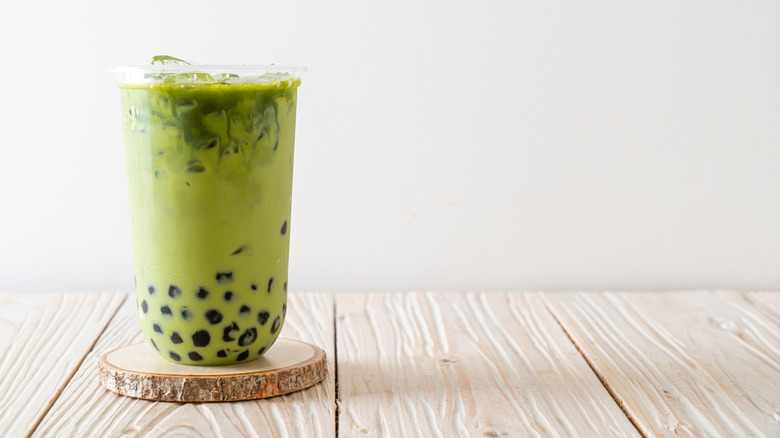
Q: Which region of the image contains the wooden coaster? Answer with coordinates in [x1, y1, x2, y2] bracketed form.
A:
[98, 339, 327, 402]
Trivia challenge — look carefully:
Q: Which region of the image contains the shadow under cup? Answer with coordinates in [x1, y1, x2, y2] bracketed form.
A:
[116, 65, 302, 365]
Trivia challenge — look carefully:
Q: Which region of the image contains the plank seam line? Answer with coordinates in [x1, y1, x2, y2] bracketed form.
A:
[333, 297, 340, 438]
[540, 294, 649, 438]
[27, 293, 129, 438]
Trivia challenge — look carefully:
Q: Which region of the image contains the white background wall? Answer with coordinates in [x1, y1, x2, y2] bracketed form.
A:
[1, 1, 778, 293]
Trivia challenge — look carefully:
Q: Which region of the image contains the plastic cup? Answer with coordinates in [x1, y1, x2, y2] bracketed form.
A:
[115, 64, 304, 365]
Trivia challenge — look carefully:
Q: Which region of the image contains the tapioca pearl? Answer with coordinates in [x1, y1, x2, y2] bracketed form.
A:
[282, 303, 287, 318]
[271, 316, 281, 334]
[224, 291, 233, 301]
[188, 352, 203, 361]
[169, 351, 181, 361]
[283, 281, 287, 292]
[281, 220, 287, 235]
[187, 163, 206, 173]
[251, 284, 258, 291]
[231, 246, 245, 255]
[216, 272, 233, 284]
[181, 309, 193, 320]
[216, 350, 227, 358]
[238, 328, 257, 346]
[150, 339, 159, 351]
[148, 286, 155, 295]
[240, 305, 250, 314]
[192, 330, 211, 347]
[161, 305, 172, 316]
[237, 350, 249, 361]
[257, 346, 266, 356]
[196, 287, 209, 299]
[222, 322, 239, 342]
[257, 311, 270, 325]
[267, 278, 273, 294]
[205, 309, 223, 324]
[170, 332, 183, 344]
[168, 285, 182, 298]
[141, 300, 149, 313]
[153, 324, 162, 334]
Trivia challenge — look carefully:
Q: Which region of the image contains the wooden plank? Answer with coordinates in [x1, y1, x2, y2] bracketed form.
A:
[745, 290, 780, 321]
[543, 290, 780, 437]
[34, 292, 335, 437]
[335, 292, 638, 437]
[0, 292, 125, 436]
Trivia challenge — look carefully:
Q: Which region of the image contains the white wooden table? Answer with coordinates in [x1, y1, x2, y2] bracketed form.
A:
[1, 291, 777, 437]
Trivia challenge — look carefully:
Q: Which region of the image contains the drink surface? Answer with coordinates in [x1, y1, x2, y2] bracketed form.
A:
[120, 77, 298, 365]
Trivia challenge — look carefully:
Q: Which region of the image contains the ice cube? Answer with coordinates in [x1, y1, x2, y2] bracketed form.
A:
[149, 56, 217, 84]
[214, 73, 240, 82]
[225, 72, 293, 85]
[161, 72, 216, 84]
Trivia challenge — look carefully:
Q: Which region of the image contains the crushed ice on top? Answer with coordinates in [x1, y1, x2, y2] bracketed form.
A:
[149, 55, 293, 86]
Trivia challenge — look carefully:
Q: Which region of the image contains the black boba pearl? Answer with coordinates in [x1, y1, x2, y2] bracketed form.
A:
[238, 328, 257, 347]
[187, 163, 205, 173]
[251, 284, 257, 291]
[240, 305, 250, 314]
[216, 272, 233, 284]
[188, 352, 203, 361]
[148, 286, 155, 295]
[224, 291, 233, 301]
[169, 351, 181, 361]
[281, 220, 287, 235]
[223, 322, 239, 342]
[197, 287, 209, 299]
[237, 350, 249, 361]
[271, 316, 280, 334]
[284, 281, 287, 292]
[150, 339, 159, 351]
[267, 278, 273, 293]
[161, 305, 172, 316]
[282, 303, 287, 317]
[170, 332, 183, 344]
[257, 346, 266, 356]
[205, 309, 223, 324]
[192, 330, 211, 347]
[141, 300, 148, 313]
[181, 309, 192, 320]
[168, 285, 182, 298]
[257, 311, 270, 325]
[217, 350, 227, 358]
[153, 324, 162, 334]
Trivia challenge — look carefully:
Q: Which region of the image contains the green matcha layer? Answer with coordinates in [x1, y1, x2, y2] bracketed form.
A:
[120, 77, 298, 365]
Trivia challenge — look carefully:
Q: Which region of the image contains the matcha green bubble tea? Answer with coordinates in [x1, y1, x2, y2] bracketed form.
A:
[116, 59, 303, 365]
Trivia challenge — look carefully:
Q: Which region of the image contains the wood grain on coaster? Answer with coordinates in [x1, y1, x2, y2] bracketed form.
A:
[98, 340, 327, 402]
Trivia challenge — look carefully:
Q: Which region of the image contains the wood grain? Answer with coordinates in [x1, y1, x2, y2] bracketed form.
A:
[543, 290, 780, 437]
[98, 340, 327, 402]
[335, 292, 638, 437]
[0, 292, 125, 437]
[35, 292, 335, 437]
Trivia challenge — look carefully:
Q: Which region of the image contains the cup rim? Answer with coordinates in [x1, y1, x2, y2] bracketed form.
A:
[113, 65, 308, 74]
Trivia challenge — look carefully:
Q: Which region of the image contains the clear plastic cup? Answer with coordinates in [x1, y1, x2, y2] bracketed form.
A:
[115, 63, 304, 365]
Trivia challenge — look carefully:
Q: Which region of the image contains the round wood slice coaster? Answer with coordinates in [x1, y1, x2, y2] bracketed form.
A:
[98, 339, 327, 402]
